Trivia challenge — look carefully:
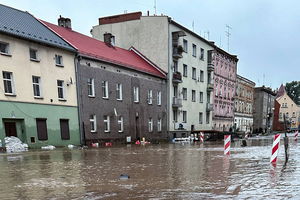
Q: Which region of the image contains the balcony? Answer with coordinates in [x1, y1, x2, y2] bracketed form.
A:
[173, 71, 182, 83]
[206, 103, 214, 112]
[172, 31, 186, 46]
[207, 63, 214, 72]
[207, 82, 214, 92]
[173, 45, 184, 59]
[172, 97, 182, 108]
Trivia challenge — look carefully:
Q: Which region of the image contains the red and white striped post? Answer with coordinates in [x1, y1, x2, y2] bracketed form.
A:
[295, 131, 298, 141]
[270, 134, 281, 164]
[200, 132, 204, 143]
[224, 135, 231, 155]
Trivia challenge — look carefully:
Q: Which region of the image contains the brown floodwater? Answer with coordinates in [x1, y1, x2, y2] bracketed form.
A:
[0, 134, 299, 200]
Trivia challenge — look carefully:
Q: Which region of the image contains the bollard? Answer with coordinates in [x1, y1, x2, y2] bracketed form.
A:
[295, 131, 298, 141]
[224, 135, 231, 155]
[270, 134, 281, 164]
[200, 132, 204, 143]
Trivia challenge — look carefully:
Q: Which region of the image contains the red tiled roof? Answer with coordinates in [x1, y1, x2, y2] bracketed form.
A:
[40, 20, 166, 79]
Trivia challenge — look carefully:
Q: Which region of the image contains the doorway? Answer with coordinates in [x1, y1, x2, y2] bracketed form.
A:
[4, 122, 17, 137]
[135, 115, 140, 140]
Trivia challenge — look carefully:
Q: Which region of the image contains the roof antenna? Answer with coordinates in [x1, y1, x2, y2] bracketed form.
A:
[154, 0, 157, 15]
[192, 21, 194, 32]
[225, 24, 232, 52]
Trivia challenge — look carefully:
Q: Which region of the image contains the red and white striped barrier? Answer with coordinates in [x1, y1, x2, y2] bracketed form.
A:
[295, 131, 298, 141]
[270, 134, 281, 163]
[224, 135, 231, 155]
[200, 132, 204, 142]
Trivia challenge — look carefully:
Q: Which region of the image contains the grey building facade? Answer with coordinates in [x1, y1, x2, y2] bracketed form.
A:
[253, 86, 276, 133]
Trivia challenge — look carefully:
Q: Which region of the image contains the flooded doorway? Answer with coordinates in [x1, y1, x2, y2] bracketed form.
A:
[4, 122, 17, 137]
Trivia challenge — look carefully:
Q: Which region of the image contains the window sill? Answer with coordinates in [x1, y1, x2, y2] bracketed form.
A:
[34, 96, 44, 99]
[118, 131, 124, 133]
[117, 99, 123, 101]
[104, 131, 110, 133]
[58, 98, 67, 102]
[0, 52, 12, 57]
[88, 95, 95, 98]
[30, 58, 40, 62]
[56, 64, 64, 67]
[4, 93, 16, 97]
[134, 101, 139, 103]
[157, 104, 161, 106]
[91, 131, 97, 133]
[192, 55, 196, 57]
[102, 97, 109, 100]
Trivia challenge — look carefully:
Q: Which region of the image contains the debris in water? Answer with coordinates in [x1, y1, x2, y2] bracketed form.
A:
[41, 145, 56, 150]
[119, 174, 130, 180]
[4, 136, 28, 153]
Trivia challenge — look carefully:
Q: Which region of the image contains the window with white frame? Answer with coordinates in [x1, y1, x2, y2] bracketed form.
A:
[192, 67, 196, 80]
[183, 64, 188, 77]
[183, 39, 188, 52]
[200, 70, 204, 82]
[192, 90, 196, 102]
[200, 48, 204, 60]
[57, 80, 65, 100]
[118, 116, 124, 132]
[173, 61, 178, 72]
[148, 118, 153, 132]
[102, 81, 109, 98]
[88, 78, 95, 97]
[192, 44, 197, 57]
[157, 91, 161, 105]
[116, 83, 123, 100]
[29, 48, 38, 61]
[199, 92, 203, 103]
[55, 54, 63, 66]
[90, 115, 97, 132]
[182, 88, 187, 100]
[157, 118, 162, 132]
[0, 42, 9, 54]
[183, 111, 187, 123]
[148, 90, 153, 104]
[206, 112, 210, 124]
[173, 109, 178, 122]
[199, 112, 203, 124]
[2, 71, 15, 94]
[133, 86, 139, 102]
[32, 76, 42, 97]
[104, 115, 110, 132]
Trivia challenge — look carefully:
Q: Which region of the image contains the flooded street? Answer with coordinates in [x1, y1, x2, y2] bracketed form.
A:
[0, 134, 300, 200]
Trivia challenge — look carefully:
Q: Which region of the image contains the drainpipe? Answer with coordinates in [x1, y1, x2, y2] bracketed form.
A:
[167, 20, 171, 140]
[74, 55, 84, 145]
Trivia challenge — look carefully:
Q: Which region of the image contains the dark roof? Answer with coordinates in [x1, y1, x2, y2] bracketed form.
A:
[255, 86, 276, 96]
[276, 84, 286, 98]
[41, 20, 166, 79]
[0, 4, 74, 51]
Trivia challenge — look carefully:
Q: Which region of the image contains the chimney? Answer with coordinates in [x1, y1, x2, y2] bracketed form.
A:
[58, 15, 72, 29]
[104, 32, 113, 46]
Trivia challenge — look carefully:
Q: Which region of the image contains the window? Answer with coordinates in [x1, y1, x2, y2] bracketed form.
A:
[173, 110, 178, 122]
[192, 67, 196, 80]
[206, 112, 210, 124]
[29, 48, 38, 61]
[157, 91, 161, 105]
[104, 115, 110, 132]
[183, 111, 187, 123]
[192, 90, 196, 102]
[199, 92, 203, 103]
[148, 118, 153, 132]
[32, 76, 42, 97]
[90, 115, 97, 132]
[111, 35, 115, 46]
[88, 78, 95, 97]
[57, 80, 65, 100]
[118, 116, 124, 132]
[116, 83, 123, 100]
[199, 112, 203, 124]
[2, 71, 15, 94]
[148, 90, 153, 104]
[55, 54, 63, 66]
[157, 118, 162, 132]
[182, 88, 187, 100]
[183, 39, 188, 52]
[200, 48, 204, 60]
[183, 64, 188, 77]
[0, 42, 9, 54]
[36, 118, 48, 141]
[133, 86, 139, 102]
[200, 70, 204, 82]
[60, 119, 70, 140]
[192, 44, 197, 57]
[173, 61, 178, 72]
[102, 81, 109, 98]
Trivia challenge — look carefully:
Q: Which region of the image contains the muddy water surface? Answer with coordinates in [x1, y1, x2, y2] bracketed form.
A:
[0, 134, 299, 199]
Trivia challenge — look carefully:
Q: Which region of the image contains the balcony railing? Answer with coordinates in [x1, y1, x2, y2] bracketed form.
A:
[206, 103, 214, 112]
[173, 45, 183, 59]
[207, 82, 214, 92]
[172, 97, 182, 108]
[173, 71, 182, 83]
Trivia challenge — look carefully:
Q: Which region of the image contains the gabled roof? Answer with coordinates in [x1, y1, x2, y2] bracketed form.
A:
[41, 20, 166, 79]
[276, 84, 286, 98]
[0, 4, 74, 51]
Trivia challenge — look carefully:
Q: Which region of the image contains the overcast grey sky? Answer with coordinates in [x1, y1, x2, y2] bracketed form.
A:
[2, 0, 299, 89]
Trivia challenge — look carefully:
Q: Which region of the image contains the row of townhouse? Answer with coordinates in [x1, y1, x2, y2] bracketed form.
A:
[0, 5, 167, 147]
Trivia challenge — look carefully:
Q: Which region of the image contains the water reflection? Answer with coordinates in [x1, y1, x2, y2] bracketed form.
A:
[0, 136, 299, 199]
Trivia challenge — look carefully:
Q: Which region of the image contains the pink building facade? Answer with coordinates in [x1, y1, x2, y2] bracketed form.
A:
[212, 48, 238, 131]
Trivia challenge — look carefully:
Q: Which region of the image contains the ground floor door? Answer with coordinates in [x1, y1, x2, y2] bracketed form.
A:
[4, 122, 17, 137]
[135, 116, 140, 140]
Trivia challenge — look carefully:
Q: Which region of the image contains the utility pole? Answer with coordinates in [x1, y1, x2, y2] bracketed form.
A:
[225, 24, 232, 52]
[283, 114, 289, 164]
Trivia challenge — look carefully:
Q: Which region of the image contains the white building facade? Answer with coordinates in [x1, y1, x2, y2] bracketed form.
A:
[91, 12, 214, 138]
